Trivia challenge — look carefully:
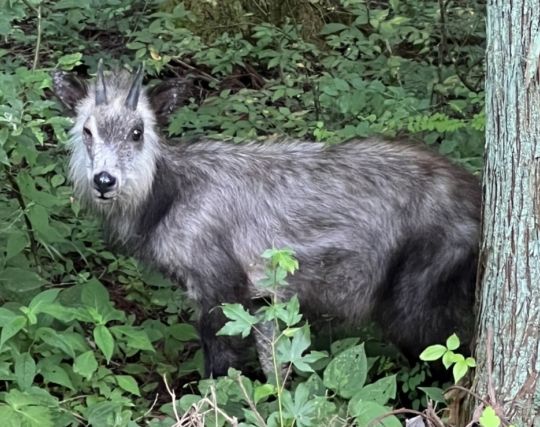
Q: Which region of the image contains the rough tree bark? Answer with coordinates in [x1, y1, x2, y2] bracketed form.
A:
[471, 1, 540, 425]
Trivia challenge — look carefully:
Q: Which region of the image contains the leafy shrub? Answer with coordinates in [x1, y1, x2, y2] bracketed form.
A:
[0, 0, 485, 425]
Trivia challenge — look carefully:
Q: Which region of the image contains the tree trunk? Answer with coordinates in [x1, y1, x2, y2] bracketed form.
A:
[472, 1, 540, 425]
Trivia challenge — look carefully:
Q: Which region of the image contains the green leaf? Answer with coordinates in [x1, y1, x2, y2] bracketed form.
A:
[94, 325, 115, 362]
[418, 386, 446, 404]
[41, 364, 75, 390]
[36, 327, 76, 358]
[57, 52, 83, 70]
[442, 350, 455, 369]
[115, 375, 141, 396]
[28, 289, 61, 314]
[110, 325, 155, 351]
[452, 360, 469, 383]
[73, 351, 98, 379]
[276, 325, 320, 372]
[349, 375, 396, 407]
[352, 401, 401, 427]
[323, 344, 367, 398]
[217, 304, 258, 338]
[0, 315, 27, 348]
[15, 353, 36, 390]
[479, 406, 501, 427]
[5, 232, 27, 260]
[254, 384, 276, 404]
[18, 405, 53, 427]
[320, 23, 348, 35]
[168, 323, 199, 341]
[446, 333, 460, 351]
[419, 344, 447, 361]
[466, 356, 477, 367]
[1, 267, 43, 292]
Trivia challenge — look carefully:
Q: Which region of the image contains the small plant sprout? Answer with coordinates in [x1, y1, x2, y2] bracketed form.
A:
[419, 333, 476, 383]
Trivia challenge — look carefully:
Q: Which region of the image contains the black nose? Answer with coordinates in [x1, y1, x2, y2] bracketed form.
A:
[93, 171, 117, 193]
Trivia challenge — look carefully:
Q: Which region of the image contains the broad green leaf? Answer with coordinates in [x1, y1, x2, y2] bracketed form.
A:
[320, 23, 349, 35]
[323, 344, 367, 398]
[94, 325, 115, 362]
[18, 405, 53, 427]
[353, 401, 401, 427]
[36, 327, 76, 358]
[28, 289, 61, 314]
[110, 325, 155, 351]
[15, 353, 36, 390]
[276, 325, 321, 372]
[349, 375, 396, 407]
[479, 406, 501, 427]
[419, 344, 446, 361]
[41, 364, 75, 390]
[446, 333, 460, 351]
[168, 323, 199, 341]
[1, 267, 43, 292]
[453, 360, 469, 383]
[418, 386, 446, 404]
[217, 303, 258, 338]
[254, 384, 276, 404]
[0, 405, 19, 427]
[5, 232, 27, 260]
[73, 351, 98, 379]
[0, 315, 27, 348]
[115, 375, 141, 396]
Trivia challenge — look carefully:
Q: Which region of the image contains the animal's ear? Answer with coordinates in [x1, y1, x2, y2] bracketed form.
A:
[147, 78, 197, 125]
[51, 70, 88, 115]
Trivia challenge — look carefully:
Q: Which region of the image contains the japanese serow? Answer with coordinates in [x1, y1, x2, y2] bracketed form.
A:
[52, 63, 481, 378]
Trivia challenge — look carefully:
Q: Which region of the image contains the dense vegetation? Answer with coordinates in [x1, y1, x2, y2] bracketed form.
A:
[0, 0, 485, 425]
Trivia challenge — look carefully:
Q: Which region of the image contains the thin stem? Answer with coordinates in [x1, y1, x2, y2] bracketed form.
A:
[4, 165, 40, 269]
[21, 0, 42, 70]
[33, 5, 42, 70]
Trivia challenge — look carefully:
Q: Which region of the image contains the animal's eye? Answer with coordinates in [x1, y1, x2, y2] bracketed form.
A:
[83, 127, 92, 138]
[131, 128, 143, 142]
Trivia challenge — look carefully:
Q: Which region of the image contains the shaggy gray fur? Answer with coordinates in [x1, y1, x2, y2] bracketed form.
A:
[52, 67, 481, 377]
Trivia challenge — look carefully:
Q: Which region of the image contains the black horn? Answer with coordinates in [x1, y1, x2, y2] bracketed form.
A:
[95, 59, 107, 105]
[125, 65, 144, 110]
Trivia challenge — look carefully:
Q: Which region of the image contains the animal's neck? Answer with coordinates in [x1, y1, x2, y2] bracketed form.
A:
[103, 153, 177, 254]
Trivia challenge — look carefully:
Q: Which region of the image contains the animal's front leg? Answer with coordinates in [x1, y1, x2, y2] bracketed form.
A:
[199, 304, 251, 378]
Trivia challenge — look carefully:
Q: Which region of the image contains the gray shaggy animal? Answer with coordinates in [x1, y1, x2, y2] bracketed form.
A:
[52, 63, 481, 377]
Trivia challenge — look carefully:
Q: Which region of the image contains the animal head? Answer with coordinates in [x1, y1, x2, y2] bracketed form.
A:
[52, 61, 192, 214]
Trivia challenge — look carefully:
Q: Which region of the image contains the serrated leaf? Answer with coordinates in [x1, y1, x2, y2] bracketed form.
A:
[217, 303, 258, 338]
[94, 325, 114, 362]
[446, 333, 460, 350]
[15, 353, 36, 390]
[254, 384, 275, 404]
[419, 344, 446, 361]
[73, 351, 98, 379]
[323, 344, 367, 398]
